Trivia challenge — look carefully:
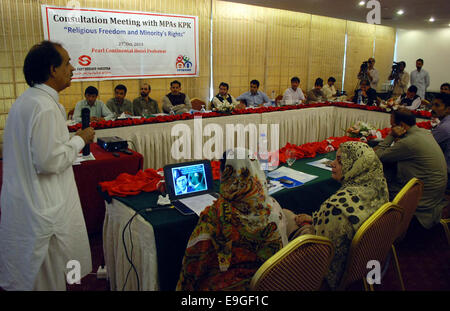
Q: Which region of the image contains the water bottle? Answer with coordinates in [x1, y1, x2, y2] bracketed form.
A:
[357, 91, 362, 105]
[259, 132, 269, 173]
[200, 105, 206, 113]
[170, 107, 175, 115]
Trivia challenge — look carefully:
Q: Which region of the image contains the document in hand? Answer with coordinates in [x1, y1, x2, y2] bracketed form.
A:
[73, 152, 96, 165]
[266, 166, 318, 188]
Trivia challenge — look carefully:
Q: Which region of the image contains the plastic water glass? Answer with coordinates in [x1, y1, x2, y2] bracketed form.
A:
[285, 149, 296, 167]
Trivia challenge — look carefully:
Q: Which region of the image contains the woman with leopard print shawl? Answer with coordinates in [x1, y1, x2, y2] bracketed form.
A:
[316, 141, 389, 289]
[285, 141, 389, 289]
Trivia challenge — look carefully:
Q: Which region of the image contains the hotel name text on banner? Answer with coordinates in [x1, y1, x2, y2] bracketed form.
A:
[41, 5, 199, 81]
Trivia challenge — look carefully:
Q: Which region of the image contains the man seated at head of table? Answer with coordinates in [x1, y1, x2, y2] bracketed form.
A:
[322, 77, 337, 100]
[431, 93, 450, 191]
[351, 79, 378, 106]
[211, 82, 239, 110]
[281, 76, 305, 105]
[73, 86, 114, 123]
[132, 82, 159, 116]
[375, 108, 447, 230]
[176, 148, 287, 290]
[236, 79, 270, 108]
[394, 85, 422, 110]
[162, 80, 192, 114]
[282, 141, 389, 289]
[106, 84, 133, 116]
[306, 78, 326, 103]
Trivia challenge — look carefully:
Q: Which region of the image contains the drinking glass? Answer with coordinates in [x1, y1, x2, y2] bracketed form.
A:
[285, 149, 296, 167]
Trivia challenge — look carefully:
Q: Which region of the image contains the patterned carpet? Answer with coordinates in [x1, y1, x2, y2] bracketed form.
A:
[67, 219, 450, 291]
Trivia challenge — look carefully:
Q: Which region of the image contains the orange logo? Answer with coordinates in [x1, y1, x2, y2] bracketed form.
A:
[78, 55, 91, 66]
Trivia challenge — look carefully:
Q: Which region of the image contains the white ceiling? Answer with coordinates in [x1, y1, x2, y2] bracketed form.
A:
[222, 0, 450, 29]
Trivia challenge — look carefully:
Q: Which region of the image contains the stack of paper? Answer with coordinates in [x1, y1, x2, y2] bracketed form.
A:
[266, 166, 318, 190]
[179, 194, 217, 216]
[307, 158, 333, 171]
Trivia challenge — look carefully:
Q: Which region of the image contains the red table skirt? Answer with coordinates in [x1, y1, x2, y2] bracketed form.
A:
[73, 143, 143, 234]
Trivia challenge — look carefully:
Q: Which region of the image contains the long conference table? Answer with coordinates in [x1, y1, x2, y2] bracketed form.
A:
[103, 152, 340, 291]
[91, 105, 428, 170]
[99, 105, 428, 290]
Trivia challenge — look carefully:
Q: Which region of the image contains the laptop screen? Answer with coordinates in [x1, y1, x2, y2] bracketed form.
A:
[171, 163, 207, 196]
[164, 160, 214, 200]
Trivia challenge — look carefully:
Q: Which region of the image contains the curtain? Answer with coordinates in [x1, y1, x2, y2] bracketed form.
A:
[0, 0, 397, 153]
[343, 21, 376, 95]
[307, 15, 346, 91]
[265, 8, 311, 98]
[212, 1, 268, 99]
[374, 25, 396, 92]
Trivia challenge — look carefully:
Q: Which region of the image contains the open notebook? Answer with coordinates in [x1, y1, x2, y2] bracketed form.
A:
[163, 160, 218, 216]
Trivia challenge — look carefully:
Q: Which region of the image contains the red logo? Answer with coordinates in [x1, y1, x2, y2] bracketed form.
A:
[78, 55, 91, 66]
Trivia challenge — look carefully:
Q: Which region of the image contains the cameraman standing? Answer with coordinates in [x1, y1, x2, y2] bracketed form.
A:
[358, 58, 379, 90]
[389, 61, 410, 97]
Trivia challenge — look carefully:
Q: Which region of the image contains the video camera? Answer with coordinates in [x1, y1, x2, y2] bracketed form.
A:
[390, 62, 400, 80]
[360, 61, 369, 72]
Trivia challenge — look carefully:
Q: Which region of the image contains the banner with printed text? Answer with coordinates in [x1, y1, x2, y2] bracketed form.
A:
[42, 5, 199, 81]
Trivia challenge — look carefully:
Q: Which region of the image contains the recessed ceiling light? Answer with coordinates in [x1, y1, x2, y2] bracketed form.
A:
[429, 17, 435, 22]
[358, 1, 366, 6]
[396, 10, 404, 15]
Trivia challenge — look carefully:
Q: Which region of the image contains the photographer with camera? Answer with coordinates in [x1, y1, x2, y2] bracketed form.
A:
[357, 58, 379, 90]
[389, 61, 410, 97]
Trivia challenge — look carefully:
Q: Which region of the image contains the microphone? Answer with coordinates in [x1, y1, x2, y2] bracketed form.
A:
[81, 108, 90, 156]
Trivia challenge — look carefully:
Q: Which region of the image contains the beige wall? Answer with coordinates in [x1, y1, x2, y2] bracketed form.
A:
[0, 0, 396, 153]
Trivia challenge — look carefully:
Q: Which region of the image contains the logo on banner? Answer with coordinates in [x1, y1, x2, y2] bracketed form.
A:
[176, 55, 193, 72]
[78, 55, 92, 66]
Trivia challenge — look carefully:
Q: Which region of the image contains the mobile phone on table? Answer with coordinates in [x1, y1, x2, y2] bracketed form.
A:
[279, 178, 294, 185]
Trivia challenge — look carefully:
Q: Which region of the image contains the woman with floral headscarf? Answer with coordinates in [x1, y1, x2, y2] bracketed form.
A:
[176, 148, 286, 291]
[285, 141, 389, 289]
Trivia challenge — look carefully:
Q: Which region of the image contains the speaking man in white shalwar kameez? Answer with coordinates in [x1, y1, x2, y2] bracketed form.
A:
[0, 41, 95, 290]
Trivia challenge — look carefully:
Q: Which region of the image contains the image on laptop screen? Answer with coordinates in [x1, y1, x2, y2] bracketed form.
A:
[171, 163, 208, 196]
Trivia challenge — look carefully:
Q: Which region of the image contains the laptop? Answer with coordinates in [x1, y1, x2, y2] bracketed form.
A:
[163, 160, 219, 216]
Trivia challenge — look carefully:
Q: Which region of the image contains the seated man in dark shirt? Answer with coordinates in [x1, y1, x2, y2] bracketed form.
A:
[352, 80, 378, 106]
[395, 85, 421, 110]
[162, 80, 191, 114]
[133, 83, 159, 116]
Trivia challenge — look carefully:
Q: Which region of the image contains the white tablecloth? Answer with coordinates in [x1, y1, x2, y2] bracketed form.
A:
[103, 199, 160, 291]
[91, 107, 426, 170]
[91, 108, 424, 169]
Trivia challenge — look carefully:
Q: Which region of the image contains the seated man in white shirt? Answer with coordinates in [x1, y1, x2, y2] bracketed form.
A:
[395, 85, 421, 110]
[322, 77, 337, 100]
[282, 76, 305, 105]
[73, 86, 114, 123]
[236, 79, 270, 107]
